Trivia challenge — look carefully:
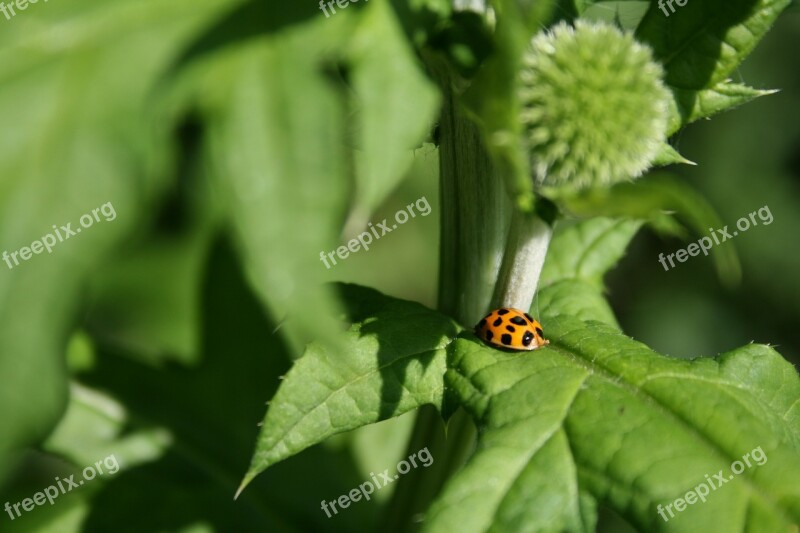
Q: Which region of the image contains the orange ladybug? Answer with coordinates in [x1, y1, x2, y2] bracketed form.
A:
[474, 308, 549, 351]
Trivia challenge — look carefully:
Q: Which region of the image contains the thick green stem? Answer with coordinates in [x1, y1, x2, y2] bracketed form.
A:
[382, 67, 509, 530]
[491, 210, 553, 311]
[436, 97, 512, 326]
[383, 42, 554, 529]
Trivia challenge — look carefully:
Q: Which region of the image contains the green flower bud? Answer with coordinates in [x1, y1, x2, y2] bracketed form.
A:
[519, 21, 670, 194]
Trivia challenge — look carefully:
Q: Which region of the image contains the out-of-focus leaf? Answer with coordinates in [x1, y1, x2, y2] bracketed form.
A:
[427, 318, 800, 532]
[82, 113, 222, 366]
[172, 0, 319, 67]
[346, 0, 441, 233]
[239, 284, 461, 494]
[179, 1, 440, 239]
[186, 2, 441, 354]
[84, 222, 217, 366]
[0, 452, 97, 533]
[559, 174, 741, 285]
[39, 240, 378, 532]
[574, 0, 650, 29]
[200, 25, 350, 355]
[0, 0, 224, 483]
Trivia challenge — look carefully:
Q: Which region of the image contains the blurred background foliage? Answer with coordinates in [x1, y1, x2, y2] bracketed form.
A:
[607, 9, 800, 365]
[0, 0, 797, 531]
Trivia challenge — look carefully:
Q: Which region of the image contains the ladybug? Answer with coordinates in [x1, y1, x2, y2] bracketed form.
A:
[474, 308, 549, 351]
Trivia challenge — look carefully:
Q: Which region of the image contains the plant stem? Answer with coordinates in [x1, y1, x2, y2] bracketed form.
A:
[382, 62, 508, 530]
[491, 209, 553, 311]
[383, 39, 555, 529]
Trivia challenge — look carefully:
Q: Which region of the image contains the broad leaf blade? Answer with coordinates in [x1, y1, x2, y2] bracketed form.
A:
[537, 217, 642, 327]
[540, 218, 643, 290]
[0, 0, 219, 482]
[347, 1, 441, 231]
[239, 285, 461, 494]
[204, 28, 350, 355]
[427, 318, 800, 532]
[636, 0, 791, 91]
[42, 240, 374, 532]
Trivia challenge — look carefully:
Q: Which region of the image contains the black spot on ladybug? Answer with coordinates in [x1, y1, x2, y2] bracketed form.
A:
[477, 319, 486, 329]
[524, 313, 534, 322]
[485, 330, 493, 341]
[505, 325, 515, 332]
[500, 333, 512, 345]
[510, 316, 527, 326]
[492, 318, 503, 327]
[497, 309, 510, 315]
[522, 331, 534, 346]
[536, 328, 544, 337]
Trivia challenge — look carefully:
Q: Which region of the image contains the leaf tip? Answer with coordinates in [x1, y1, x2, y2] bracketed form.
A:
[234, 473, 255, 500]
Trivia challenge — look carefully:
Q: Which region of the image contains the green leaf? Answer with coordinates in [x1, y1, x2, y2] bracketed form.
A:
[426, 318, 800, 532]
[538, 279, 620, 327]
[667, 81, 778, 135]
[558, 174, 742, 285]
[537, 217, 641, 327]
[84, 204, 219, 366]
[41, 240, 378, 532]
[652, 142, 695, 167]
[189, 2, 441, 353]
[573, 1, 651, 30]
[0, 0, 221, 482]
[541, 218, 643, 290]
[635, 0, 791, 91]
[239, 284, 461, 494]
[202, 25, 350, 355]
[346, 1, 441, 231]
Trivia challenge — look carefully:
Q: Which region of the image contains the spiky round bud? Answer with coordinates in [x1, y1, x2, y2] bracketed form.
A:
[519, 21, 670, 194]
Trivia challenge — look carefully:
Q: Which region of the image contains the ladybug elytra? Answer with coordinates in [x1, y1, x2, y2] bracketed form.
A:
[474, 308, 549, 351]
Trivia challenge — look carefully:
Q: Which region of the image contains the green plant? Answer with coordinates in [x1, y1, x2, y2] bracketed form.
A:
[233, 1, 800, 531]
[1, 0, 798, 531]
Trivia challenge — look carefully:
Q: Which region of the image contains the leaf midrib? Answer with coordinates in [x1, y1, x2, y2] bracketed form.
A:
[545, 338, 789, 523]
[257, 334, 456, 464]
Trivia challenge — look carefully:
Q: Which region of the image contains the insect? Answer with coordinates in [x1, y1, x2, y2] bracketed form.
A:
[474, 308, 549, 351]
